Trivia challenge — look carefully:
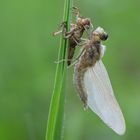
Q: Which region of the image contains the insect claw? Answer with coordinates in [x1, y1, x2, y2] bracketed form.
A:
[52, 30, 62, 36]
[72, 6, 79, 12]
[60, 21, 67, 28]
[54, 59, 73, 64]
[90, 22, 94, 29]
[53, 21, 67, 36]
[54, 59, 66, 64]
[71, 6, 80, 17]
[83, 104, 88, 111]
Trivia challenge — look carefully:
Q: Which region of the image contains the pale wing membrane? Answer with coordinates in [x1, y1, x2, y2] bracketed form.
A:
[84, 60, 126, 135]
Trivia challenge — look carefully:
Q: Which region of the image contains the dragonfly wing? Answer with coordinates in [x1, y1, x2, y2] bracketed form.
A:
[83, 60, 126, 135]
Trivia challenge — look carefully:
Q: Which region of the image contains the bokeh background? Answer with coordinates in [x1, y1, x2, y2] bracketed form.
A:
[0, 0, 140, 140]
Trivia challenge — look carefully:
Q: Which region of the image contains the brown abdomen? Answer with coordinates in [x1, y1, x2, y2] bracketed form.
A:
[74, 63, 88, 107]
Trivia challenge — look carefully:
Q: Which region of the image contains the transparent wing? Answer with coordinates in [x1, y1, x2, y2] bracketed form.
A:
[83, 60, 126, 135]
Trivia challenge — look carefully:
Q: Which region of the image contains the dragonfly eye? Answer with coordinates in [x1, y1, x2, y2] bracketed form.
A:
[100, 33, 108, 40]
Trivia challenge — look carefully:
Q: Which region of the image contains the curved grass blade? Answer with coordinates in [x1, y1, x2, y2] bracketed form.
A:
[46, 0, 72, 140]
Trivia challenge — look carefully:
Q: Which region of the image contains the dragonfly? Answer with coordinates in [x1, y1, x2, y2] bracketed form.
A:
[74, 27, 126, 135]
[53, 7, 93, 66]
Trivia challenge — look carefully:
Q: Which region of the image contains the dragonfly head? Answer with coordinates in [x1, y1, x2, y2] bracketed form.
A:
[91, 27, 108, 42]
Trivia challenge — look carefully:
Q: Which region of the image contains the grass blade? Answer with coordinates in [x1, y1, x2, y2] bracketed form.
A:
[46, 0, 72, 140]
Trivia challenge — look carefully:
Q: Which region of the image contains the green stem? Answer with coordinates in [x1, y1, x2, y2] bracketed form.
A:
[45, 0, 72, 140]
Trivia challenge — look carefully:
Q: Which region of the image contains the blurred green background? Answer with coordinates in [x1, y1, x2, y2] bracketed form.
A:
[0, 0, 140, 140]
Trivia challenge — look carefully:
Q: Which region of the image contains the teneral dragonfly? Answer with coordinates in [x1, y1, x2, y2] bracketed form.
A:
[74, 27, 126, 135]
